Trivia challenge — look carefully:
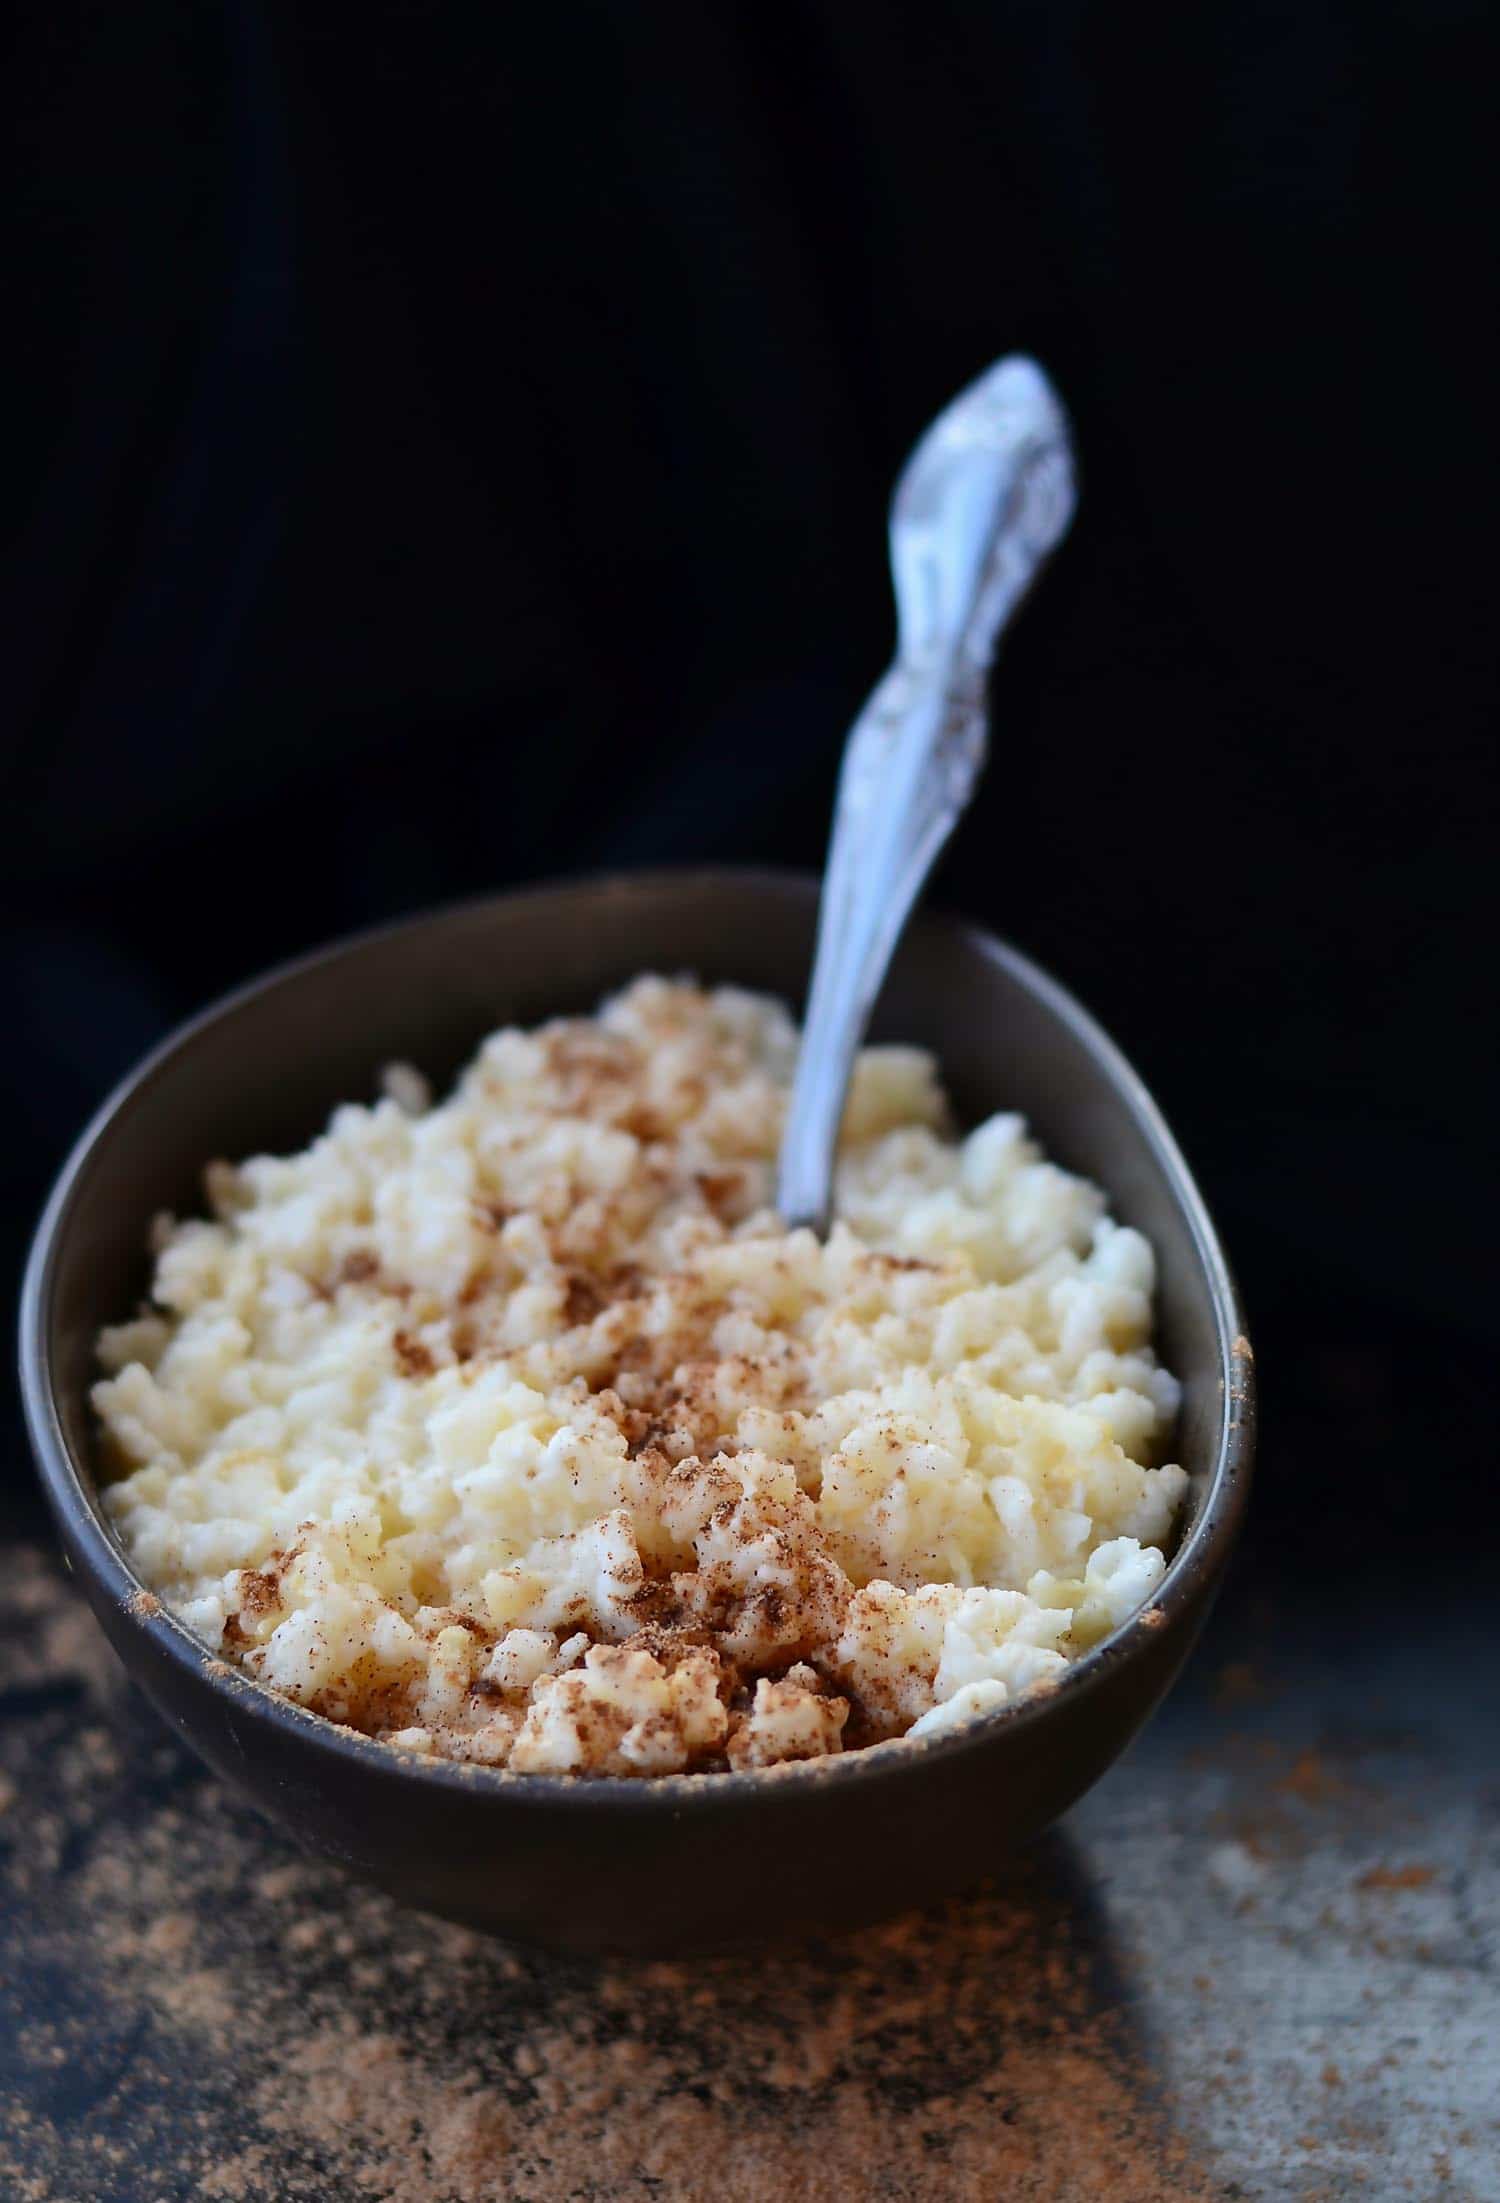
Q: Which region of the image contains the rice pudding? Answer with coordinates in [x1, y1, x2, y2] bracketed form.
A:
[94, 979, 1186, 1776]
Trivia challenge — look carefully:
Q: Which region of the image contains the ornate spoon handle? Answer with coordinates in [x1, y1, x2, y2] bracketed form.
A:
[776, 355, 1077, 1233]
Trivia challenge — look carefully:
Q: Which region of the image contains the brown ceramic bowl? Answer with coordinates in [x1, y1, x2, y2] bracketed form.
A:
[20, 869, 1252, 1955]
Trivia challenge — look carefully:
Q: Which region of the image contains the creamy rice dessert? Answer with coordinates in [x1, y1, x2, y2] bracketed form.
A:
[95, 979, 1186, 1777]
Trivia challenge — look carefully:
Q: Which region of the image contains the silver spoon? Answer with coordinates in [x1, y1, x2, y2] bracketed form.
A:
[776, 354, 1078, 1234]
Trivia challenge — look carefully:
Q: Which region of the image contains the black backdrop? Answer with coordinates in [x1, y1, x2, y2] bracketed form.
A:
[3, 2, 1494, 1581]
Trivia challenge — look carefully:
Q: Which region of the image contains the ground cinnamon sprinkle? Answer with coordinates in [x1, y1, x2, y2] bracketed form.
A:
[1355, 1863, 1436, 1892]
[1273, 1748, 1348, 1805]
[0, 1551, 1213, 2203]
[1212, 1660, 1266, 1709]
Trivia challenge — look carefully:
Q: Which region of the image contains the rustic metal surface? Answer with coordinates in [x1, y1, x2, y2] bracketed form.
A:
[2, 1516, 1495, 2199]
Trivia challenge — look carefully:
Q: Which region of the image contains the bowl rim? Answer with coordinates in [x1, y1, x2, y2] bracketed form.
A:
[19, 864, 1254, 1811]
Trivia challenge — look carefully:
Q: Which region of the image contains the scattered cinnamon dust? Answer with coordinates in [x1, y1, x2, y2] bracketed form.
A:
[0, 1548, 1213, 2203]
[1355, 1864, 1436, 1893]
[1273, 1748, 1349, 1806]
[1213, 1660, 1265, 1709]
[1, 1546, 122, 1700]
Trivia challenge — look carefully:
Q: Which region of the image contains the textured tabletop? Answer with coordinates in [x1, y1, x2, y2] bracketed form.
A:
[3, 1522, 1496, 2203]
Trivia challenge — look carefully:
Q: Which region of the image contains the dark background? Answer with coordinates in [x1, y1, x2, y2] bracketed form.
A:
[3, 0, 1494, 1587]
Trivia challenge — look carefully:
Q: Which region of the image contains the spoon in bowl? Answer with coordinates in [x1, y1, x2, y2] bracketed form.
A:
[776, 354, 1078, 1234]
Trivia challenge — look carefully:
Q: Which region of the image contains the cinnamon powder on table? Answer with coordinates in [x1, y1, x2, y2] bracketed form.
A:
[0, 1550, 1213, 2202]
